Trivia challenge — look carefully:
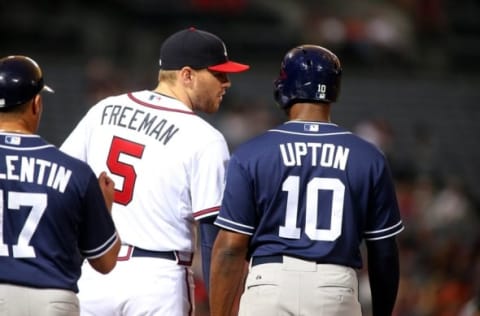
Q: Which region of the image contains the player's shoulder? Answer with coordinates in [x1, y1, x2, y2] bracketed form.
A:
[55, 148, 96, 174]
[28, 141, 98, 189]
[57, 151, 100, 193]
[232, 121, 387, 164]
[186, 116, 227, 144]
[317, 122, 387, 159]
[198, 119, 225, 139]
[230, 129, 272, 160]
[80, 91, 132, 118]
[346, 132, 387, 159]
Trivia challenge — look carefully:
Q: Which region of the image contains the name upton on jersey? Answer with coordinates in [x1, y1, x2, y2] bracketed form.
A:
[280, 142, 350, 170]
[101, 104, 179, 145]
[0, 155, 72, 193]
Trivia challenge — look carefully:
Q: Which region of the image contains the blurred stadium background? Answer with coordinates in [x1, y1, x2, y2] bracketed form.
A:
[2, 0, 479, 315]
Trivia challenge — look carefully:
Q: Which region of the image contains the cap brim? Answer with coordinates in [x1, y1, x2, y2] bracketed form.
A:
[42, 84, 55, 94]
[208, 61, 250, 73]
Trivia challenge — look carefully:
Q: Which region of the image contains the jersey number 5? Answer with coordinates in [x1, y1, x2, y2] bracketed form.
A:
[107, 136, 145, 205]
[279, 176, 344, 241]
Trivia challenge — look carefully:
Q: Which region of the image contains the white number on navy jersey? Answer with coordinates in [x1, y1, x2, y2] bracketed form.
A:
[279, 176, 344, 241]
[0, 190, 48, 258]
[107, 136, 145, 205]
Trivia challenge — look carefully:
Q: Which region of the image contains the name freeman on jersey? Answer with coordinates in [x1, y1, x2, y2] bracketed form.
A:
[0, 155, 72, 193]
[280, 142, 350, 170]
[101, 105, 179, 145]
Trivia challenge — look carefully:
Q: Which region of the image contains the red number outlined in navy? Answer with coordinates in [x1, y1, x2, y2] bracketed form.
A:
[107, 136, 145, 205]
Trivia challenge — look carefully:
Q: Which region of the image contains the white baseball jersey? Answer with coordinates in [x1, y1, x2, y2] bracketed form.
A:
[61, 90, 229, 253]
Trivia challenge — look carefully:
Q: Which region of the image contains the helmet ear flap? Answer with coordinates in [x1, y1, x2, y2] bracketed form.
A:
[273, 78, 287, 108]
[273, 66, 291, 109]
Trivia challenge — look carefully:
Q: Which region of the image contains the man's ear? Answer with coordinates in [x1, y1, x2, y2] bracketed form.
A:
[179, 67, 194, 85]
[32, 94, 42, 115]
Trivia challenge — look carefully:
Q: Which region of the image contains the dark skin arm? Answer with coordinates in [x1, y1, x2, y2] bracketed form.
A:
[87, 239, 120, 274]
[366, 237, 400, 316]
[199, 216, 220, 291]
[210, 229, 249, 316]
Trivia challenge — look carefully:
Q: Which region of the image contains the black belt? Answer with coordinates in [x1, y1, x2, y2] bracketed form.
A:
[131, 247, 176, 260]
[118, 245, 176, 262]
[251, 255, 323, 267]
[251, 255, 284, 266]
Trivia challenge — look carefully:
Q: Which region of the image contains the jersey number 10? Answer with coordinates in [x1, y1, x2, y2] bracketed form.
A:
[279, 175, 344, 241]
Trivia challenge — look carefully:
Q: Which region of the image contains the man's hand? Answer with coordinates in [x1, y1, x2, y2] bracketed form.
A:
[98, 171, 115, 212]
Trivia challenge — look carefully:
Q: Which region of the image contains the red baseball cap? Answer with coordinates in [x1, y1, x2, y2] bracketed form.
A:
[159, 27, 250, 73]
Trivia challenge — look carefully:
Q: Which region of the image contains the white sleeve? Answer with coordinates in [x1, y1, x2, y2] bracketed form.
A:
[191, 137, 230, 220]
[60, 110, 91, 162]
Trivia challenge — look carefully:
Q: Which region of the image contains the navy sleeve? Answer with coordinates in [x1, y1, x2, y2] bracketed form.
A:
[199, 215, 220, 292]
[366, 237, 400, 316]
[78, 173, 118, 258]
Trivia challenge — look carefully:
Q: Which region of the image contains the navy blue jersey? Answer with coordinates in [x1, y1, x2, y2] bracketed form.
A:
[0, 133, 118, 292]
[215, 121, 404, 269]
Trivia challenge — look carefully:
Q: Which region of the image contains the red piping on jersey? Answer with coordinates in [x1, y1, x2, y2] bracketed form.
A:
[127, 92, 196, 115]
[193, 206, 220, 218]
[117, 245, 133, 261]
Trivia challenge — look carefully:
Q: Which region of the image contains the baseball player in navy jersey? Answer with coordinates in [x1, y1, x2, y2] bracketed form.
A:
[60, 27, 249, 315]
[210, 45, 404, 316]
[0, 55, 121, 316]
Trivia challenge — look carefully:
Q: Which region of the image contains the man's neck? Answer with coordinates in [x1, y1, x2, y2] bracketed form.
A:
[0, 122, 33, 134]
[288, 102, 331, 122]
[153, 83, 192, 110]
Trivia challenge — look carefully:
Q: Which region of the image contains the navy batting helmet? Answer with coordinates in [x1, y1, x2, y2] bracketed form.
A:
[274, 45, 342, 109]
[0, 55, 54, 109]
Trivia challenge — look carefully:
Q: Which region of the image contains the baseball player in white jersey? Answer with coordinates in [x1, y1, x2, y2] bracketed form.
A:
[60, 27, 249, 315]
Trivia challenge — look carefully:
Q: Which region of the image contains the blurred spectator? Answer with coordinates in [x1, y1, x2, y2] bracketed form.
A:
[85, 57, 127, 104]
[422, 176, 475, 235]
[354, 118, 394, 151]
[460, 293, 480, 316]
[411, 122, 442, 180]
[216, 100, 282, 150]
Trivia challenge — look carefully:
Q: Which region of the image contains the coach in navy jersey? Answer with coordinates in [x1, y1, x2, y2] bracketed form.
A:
[0, 55, 120, 316]
[210, 45, 404, 316]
